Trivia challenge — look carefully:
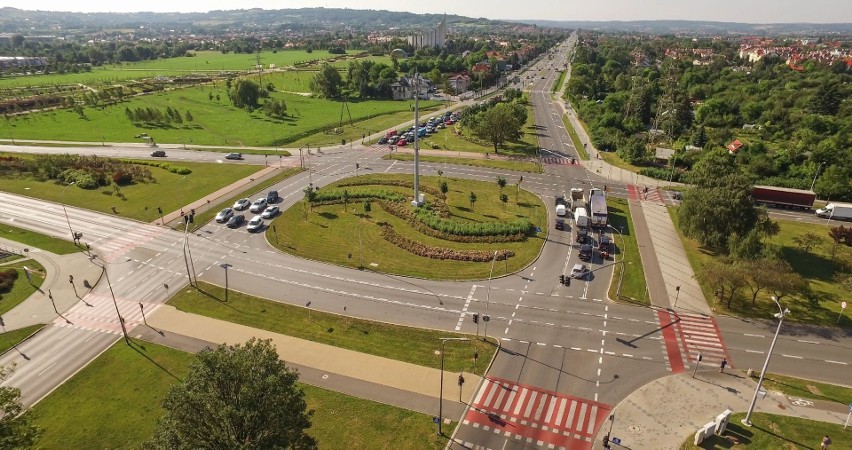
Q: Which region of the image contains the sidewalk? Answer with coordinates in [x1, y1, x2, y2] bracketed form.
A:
[0, 238, 101, 331]
[142, 305, 481, 419]
[598, 370, 850, 449]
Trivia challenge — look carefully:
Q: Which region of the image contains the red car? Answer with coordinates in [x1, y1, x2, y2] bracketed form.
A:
[385, 130, 398, 138]
[397, 139, 407, 146]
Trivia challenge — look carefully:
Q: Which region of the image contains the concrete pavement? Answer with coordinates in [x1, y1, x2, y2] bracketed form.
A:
[597, 369, 850, 449]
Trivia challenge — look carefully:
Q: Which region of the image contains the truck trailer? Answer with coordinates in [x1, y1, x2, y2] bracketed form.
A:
[816, 202, 852, 221]
[751, 185, 816, 210]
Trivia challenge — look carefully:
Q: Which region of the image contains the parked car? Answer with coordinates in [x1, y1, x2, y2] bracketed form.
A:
[233, 198, 251, 211]
[226, 214, 245, 228]
[266, 190, 279, 203]
[378, 136, 389, 144]
[249, 198, 268, 213]
[397, 139, 407, 146]
[150, 150, 166, 157]
[225, 153, 243, 160]
[570, 263, 590, 279]
[437, 122, 446, 129]
[215, 208, 234, 223]
[261, 206, 279, 219]
[247, 216, 264, 232]
[388, 135, 399, 144]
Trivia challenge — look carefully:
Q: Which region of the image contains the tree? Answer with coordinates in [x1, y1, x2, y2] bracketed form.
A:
[309, 63, 342, 99]
[471, 103, 522, 154]
[145, 339, 315, 449]
[263, 98, 287, 119]
[184, 110, 193, 123]
[500, 193, 509, 210]
[0, 365, 40, 448]
[228, 79, 261, 111]
[439, 181, 448, 196]
[469, 192, 477, 211]
[303, 187, 316, 220]
[696, 260, 746, 309]
[342, 190, 350, 211]
[728, 229, 764, 261]
[810, 82, 841, 116]
[496, 176, 507, 192]
[814, 165, 851, 200]
[792, 232, 823, 254]
[363, 200, 371, 216]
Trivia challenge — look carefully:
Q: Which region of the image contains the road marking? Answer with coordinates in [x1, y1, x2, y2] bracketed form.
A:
[782, 354, 803, 359]
[745, 349, 764, 354]
[744, 333, 765, 338]
[796, 339, 820, 344]
[825, 360, 847, 365]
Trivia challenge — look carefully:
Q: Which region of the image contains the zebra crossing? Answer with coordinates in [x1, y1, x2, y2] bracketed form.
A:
[542, 156, 579, 166]
[92, 226, 163, 263]
[462, 376, 610, 450]
[675, 312, 731, 368]
[53, 292, 160, 335]
[627, 184, 665, 204]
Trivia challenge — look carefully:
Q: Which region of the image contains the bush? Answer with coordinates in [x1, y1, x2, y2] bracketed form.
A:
[0, 268, 19, 293]
[639, 167, 683, 182]
[112, 171, 133, 185]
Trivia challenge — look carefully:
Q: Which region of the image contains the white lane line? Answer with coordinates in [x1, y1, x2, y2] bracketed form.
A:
[781, 354, 803, 359]
[825, 360, 847, 365]
[745, 349, 764, 354]
[796, 339, 820, 344]
[744, 334, 765, 338]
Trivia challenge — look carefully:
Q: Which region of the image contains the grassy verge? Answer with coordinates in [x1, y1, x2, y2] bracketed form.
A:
[670, 208, 852, 326]
[562, 114, 589, 160]
[422, 105, 539, 158]
[30, 340, 450, 449]
[385, 153, 542, 173]
[551, 71, 566, 93]
[749, 372, 851, 405]
[606, 198, 647, 304]
[0, 223, 80, 255]
[600, 151, 642, 173]
[0, 260, 46, 316]
[170, 281, 494, 375]
[187, 167, 302, 230]
[270, 174, 547, 280]
[679, 412, 845, 449]
[0, 324, 44, 354]
[0, 156, 258, 223]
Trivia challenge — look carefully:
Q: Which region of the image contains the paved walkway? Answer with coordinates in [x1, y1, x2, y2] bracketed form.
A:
[598, 369, 850, 449]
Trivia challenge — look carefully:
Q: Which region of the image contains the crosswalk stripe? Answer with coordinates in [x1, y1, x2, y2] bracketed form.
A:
[587, 405, 598, 434]
[514, 388, 528, 415]
[575, 403, 587, 432]
[565, 400, 577, 430]
[524, 392, 538, 418]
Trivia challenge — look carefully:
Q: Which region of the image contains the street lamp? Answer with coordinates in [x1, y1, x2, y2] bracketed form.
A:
[220, 263, 232, 302]
[485, 250, 498, 339]
[61, 181, 76, 242]
[437, 337, 469, 436]
[810, 161, 826, 192]
[742, 296, 790, 426]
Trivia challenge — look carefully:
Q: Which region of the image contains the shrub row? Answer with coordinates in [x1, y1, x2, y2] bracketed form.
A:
[380, 224, 514, 262]
[415, 208, 532, 237]
[638, 167, 682, 183]
[381, 201, 526, 243]
[312, 189, 404, 204]
[336, 178, 446, 200]
[124, 159, 193, 175]
[0, 268, 19, 294]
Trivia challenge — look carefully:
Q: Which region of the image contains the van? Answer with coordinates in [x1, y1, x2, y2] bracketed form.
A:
[574, 207, 590, 228]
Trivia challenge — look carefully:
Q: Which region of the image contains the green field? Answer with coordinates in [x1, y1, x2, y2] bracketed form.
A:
[0, 223, 81, 255]
[562, 114, 590, 160]
[386, 153, 542, 173]
[607, 198, 647, 304]
[0, 155, 260, 223]
[170, 281, 493, 375]
[3, 84, 440, 147]
[269, 173, 547, 280]
[670, 209, 852, 326]
[0, 325, 43, 354]
[752, 372, 851, 405]
[680, 412, 847, 449]
[436, 105, 540, 157]
[0, 260, 45, 316]
[29, 340, 450, 449]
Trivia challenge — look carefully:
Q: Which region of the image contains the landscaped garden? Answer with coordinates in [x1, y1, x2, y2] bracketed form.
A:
[268, 173, 547, 280]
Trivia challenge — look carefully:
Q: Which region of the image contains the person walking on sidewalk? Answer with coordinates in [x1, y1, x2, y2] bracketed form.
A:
[821, 435, 831, 449]
[719, 358, 727, 373]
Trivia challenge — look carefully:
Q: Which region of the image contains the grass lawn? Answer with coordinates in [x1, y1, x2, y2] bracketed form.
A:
[269, 174, 548, 280]
[669, 208, 852, 327]
[30, 339, 453, 449]
[0, 260, 46, 316]
[386, 153, 542, 173]
[187, 167, 302, 231]
[0, 324, 43, 354]
[562, 114, 589, 160]
[679, 412, 847, 449]
[170, 281, 494, 375]
[600, 151, 642, 173]
[751, 372, 851, 405]
[0, 155, 259, 223]
[3, 85, 439, 148]
[432, 105, 540, 158]
[551, 71, 566, 93]
[0, 223, 80, 255]
[606, 198, 648, 304]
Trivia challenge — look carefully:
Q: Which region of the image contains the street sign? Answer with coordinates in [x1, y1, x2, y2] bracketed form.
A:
[611, 437, 621, 445]
[23, 266, 32, 283]
[842, 301, 848, 309]
[482, 315, 490, 322]
[432, 416, 440, 424]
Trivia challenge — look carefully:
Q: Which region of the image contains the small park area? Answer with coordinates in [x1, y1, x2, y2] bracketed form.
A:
[268, 173, 547, 280]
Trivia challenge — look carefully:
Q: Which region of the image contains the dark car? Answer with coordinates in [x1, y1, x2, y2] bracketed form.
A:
[378, 136, 389, 145]
[555, 218, 565, 230]
[226, 214, 245, 228]
[151, 150, 166, 157]
[225, 153, 243, 160]
[267, 190, 279, 203]
[579, 244, 593, 261]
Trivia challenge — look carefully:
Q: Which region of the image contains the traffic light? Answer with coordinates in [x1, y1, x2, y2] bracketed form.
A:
[603, 435, 609, 448]
[458, 374, 465, 386]
[559, 275, 565, 284]
[356, 163, 360, 169]
[566, 277, 571, 286]
[472, 313, 479, 324]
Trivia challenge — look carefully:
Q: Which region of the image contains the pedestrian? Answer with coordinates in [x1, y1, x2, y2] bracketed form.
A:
[821, 435, 831, 449]
[719, 358, 727, 373]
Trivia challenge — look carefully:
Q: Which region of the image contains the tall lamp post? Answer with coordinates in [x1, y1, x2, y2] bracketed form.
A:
[485, 250, 498, 340]
[61, 181, 76, 242]
[742, 296, 790, 426]
[437, 337, 469, 436]
[810, 161, 826, 192]
[220, 263, 232, 302]
[412, 73, 422, 208]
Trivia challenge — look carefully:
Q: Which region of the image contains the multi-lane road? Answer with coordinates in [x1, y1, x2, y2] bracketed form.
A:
[0, 35, 849, 450]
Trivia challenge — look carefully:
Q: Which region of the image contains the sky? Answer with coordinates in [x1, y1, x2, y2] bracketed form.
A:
[1, 0, 850, 24]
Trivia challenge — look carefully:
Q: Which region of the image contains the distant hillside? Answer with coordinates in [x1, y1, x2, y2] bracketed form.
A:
[512, 19, 852, 35]
[0, 7, 506, 34]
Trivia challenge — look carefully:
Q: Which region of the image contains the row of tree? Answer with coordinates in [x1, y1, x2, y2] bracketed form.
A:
[124, 106, 193, 126]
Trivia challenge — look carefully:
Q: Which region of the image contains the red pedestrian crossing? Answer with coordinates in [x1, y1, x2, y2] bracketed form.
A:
[627, 184, 664, 204]
[463, 376, 610, 449]
[542, 156, 580, 166]
[656, 310, 732, 373]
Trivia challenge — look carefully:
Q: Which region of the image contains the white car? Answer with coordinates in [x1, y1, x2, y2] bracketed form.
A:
[215, 208, 234, 223]
[249, 198, 268, 213]
[247, 216, 264, 232]
[571, 263, 590, 279]
[233, 198, 251, 211]
[556, 204, 567, 217]
[261, 206, 279, 219]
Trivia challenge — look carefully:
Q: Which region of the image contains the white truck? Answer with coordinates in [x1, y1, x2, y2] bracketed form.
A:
[816, 202, 852, 221]
[588, 188, 608, 227]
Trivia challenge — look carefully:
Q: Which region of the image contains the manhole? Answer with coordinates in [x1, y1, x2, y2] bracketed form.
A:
[628, 425, 640, 432]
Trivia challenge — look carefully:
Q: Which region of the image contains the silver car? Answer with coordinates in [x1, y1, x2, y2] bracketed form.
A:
[261, 206, 279, 219]
[233, 198, 251, 211]
[247, 215, 264, 232]
[215, 208, 234, 223]
[249, 198, 268, 213]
